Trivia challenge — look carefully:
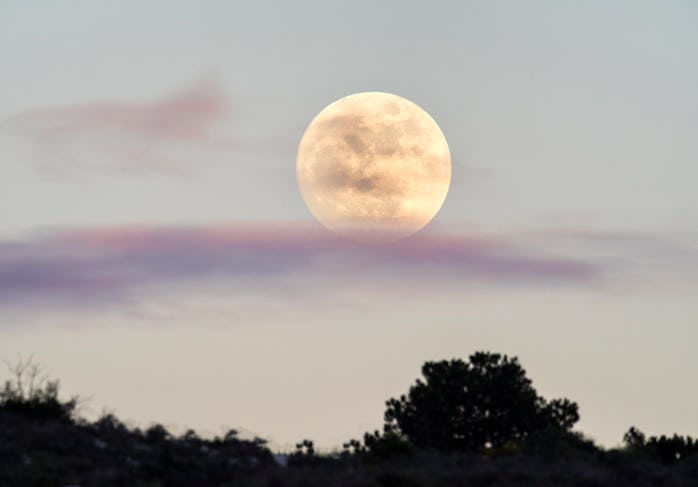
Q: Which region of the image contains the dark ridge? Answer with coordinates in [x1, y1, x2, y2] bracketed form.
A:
[2, 353, 696, 486]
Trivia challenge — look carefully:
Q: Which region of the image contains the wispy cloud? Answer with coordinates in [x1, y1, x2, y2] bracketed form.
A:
[2, 81, 230, 174]
[0, 224, 600, 312]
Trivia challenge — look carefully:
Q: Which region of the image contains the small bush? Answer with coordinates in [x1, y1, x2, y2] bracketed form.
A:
[0, 356, 77, 421]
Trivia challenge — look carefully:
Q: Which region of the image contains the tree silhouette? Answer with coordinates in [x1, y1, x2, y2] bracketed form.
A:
[383, 351, 579, 452]
[623, 426, 646, 449]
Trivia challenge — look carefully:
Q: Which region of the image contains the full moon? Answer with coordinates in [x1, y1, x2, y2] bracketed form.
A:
[297, 92, 451, 241]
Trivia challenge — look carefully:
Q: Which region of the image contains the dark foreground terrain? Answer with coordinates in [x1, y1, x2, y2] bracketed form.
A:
[2, 411, 698, 487]
[2, 352, 696, 486]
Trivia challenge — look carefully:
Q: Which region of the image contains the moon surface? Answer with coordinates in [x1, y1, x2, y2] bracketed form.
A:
[297, 92, 451, 241]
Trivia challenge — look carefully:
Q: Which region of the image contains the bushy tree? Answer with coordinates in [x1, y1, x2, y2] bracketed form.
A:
[384, 351, 579, 452]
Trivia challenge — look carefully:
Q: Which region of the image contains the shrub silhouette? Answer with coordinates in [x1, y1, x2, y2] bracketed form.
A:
[362, 428, 414, 459]
[383, 351, 579, 452]
[0, 356, 77, 421]
[623, 426, 698, 464]
[289, 439, 338, 467]
[145, 423, 171, 443]
[294, 438, 315, 456]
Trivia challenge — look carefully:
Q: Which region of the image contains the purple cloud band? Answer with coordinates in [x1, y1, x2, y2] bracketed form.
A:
[0, 224, 599, 308]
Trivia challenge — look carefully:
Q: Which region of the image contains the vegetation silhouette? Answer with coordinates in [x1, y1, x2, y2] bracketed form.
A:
[381, 351, 579, 452]
[0, 355, 78, 422]
[623, 426, 698, 465]
[2, 353, 697, 486]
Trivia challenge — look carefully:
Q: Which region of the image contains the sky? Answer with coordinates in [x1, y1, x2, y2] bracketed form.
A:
[1, 1, 697, 450]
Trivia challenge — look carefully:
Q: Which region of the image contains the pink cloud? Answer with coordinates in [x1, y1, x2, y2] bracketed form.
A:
[9, 81, 227, 140]
[3, 81, 230, 173]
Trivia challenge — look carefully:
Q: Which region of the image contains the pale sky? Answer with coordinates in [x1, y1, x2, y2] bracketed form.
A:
[1, 1, 697, 450]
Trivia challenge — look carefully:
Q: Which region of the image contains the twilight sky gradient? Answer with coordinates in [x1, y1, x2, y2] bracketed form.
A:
[1, 1, 697, 449]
